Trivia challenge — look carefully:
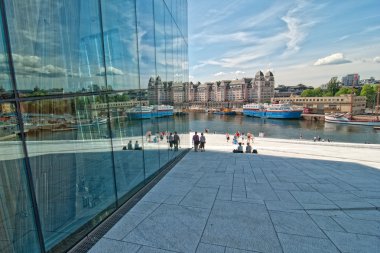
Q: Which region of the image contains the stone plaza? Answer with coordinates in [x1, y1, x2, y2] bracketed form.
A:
[88, 135, 380, 253]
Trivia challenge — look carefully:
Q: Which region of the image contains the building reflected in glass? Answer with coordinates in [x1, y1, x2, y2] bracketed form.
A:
[0, 0, 188, 252]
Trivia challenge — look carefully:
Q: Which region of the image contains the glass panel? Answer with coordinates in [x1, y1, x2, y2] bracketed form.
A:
[101, 0, 139, 92]
[155, 0, 170, 167]
[5, 0, 107, 96]
[136, 0, 161, 178]
[21, 96, 117, 251]
[107, 93, 145, 203]
[100, 0, 145, 202]
[0, 103, 41, 253]
[0, 10, 13, 99]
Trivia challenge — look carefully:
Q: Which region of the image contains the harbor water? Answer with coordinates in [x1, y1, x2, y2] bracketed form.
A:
[21, 112, 380, 144]
[189, 112, 380, 144]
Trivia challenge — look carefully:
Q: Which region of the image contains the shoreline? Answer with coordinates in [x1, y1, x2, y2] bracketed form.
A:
[189, 133, 380, 167]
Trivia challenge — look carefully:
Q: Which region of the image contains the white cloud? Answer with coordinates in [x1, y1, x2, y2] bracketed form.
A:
[234, 70, 245, 75]
[214, 72, 226, 77]
[336, 35, 350, 42]
[97, 66, 124, 76]
[4, 54, 67, 77]
[374, 56, 380, 63]
[314, 53, 351, 66]
[280, 1, 321, 56]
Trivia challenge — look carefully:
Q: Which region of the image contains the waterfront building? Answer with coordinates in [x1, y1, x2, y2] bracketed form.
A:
[272, 94, 366, 114]
[274, 84, 314, 97]
[360, 77, 379, 85]
[148, 76, 174, 105]
[342, 73, 360, 87]
[0, 1, 189, 253]
[148, 71, 275, 107]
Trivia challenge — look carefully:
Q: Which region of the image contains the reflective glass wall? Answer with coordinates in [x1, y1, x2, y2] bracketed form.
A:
[0, 0, 189, 252]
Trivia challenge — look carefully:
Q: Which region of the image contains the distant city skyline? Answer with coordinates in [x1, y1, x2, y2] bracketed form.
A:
[188, 0, 380, 86]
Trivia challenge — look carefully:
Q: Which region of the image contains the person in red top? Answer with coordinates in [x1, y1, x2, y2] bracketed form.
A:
[192, 132, 200, 152]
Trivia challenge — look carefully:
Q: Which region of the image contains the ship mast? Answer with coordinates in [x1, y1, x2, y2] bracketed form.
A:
[376, 85, 380, 121]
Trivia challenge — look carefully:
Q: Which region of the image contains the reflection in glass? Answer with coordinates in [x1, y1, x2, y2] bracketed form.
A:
[137, 0, 161, 177]
[0, 10, 13, 99]
[21, 97, 117, 250]
[155, 0, 170, 167]
[0, 0, 189, 251]
[5, 0, 108, 96]
[0, 103, 41, 253]
[100, 0, 145, 201]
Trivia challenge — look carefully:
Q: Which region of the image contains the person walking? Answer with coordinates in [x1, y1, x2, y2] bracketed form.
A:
[168, 132, 174, 150]
[226, 133, 230, 142]
[192, 132, 200, 152]
[199, 132, 206, 152]
[173, 132, 180, 151]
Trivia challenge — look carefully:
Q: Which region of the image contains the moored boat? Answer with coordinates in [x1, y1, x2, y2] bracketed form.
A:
[243, 103, 266, 117]
[213, 108, 236, 115]
[243, 103, 303, 119]
[265, 104, 303, 119]
[127, 106, 153, 119]
[152, 105, 174, 117]
[325, 113, 380, 126]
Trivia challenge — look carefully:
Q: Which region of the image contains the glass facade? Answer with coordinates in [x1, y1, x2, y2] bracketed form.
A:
[0, 0, 189, 252]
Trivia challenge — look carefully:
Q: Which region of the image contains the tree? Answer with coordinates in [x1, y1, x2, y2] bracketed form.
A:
[335, 87, 352, 96]
[314, 87, 323, 97]
[326, 77, 340, 96]
[323, 91, 334, 97]
[300, 89, 315, 97]
[360, 84, 376, 108]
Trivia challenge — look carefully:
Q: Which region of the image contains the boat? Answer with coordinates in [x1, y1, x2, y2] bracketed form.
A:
[243, 103, 266, 117]
[92, 117, 108, 125]
[325, 113, 380, 126]
[127, 106, 153, 119]
[243, 103, 303, 119]
[213, 108, 236, 115]
[373, 126, 380, 130]
[265, 104, 303, 119]
[152, 105, 174, 117]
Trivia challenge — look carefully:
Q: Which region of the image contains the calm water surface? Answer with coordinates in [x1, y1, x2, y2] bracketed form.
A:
[189, 112, 380, 144]
[25, 112, 380, 144]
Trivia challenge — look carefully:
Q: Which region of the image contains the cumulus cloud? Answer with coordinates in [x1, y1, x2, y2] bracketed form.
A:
[314, 53, 351, 66]
[234, 70, 245, 75]
[97, 66, 124, 76]
[374, 56, 380, 63]
[0, 54, 68, 77]
[214, 72, 226, 77]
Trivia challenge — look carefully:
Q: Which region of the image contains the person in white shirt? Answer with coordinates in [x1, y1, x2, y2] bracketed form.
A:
[199, 133, 206, 152]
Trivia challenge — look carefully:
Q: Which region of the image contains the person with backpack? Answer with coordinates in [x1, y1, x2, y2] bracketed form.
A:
[192, 132, 200, 152]
[199, 132, 206, 152]
[173, 132, 180, 151]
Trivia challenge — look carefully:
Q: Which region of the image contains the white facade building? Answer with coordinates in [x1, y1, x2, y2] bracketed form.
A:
[147, 71, 275, 105]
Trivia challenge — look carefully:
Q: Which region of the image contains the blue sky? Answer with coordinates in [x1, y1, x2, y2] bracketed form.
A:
[188, 0, 380, 86]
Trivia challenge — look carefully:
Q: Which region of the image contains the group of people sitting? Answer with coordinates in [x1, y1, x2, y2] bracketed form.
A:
[123, 140, 142, 150]
[233, 142, 256, 153]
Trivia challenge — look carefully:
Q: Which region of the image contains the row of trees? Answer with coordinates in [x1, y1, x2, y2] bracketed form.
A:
[300, 77, 379, 108]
